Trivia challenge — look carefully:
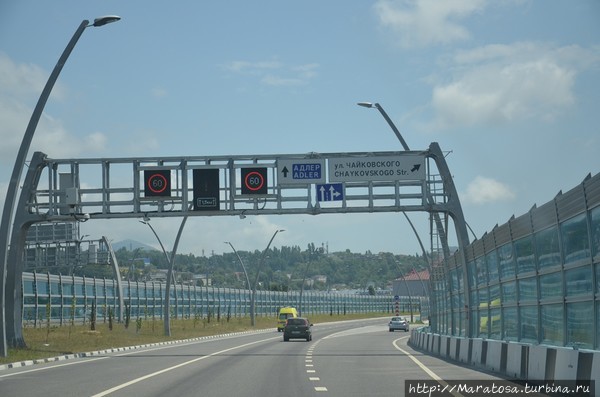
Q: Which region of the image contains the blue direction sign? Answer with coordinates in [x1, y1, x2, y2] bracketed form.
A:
[317, 183, 343, 202]
[277, 159, 325, 185]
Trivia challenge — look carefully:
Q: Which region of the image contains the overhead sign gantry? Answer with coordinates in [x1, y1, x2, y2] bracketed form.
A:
[25, 150, 429, 221]
[2, 142, 472, 355]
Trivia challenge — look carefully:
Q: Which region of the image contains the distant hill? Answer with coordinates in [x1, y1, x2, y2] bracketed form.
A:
[111, 239, 157, 252]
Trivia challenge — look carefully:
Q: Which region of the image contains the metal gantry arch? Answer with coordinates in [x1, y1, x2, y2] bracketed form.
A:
[0, 142, 471, 355]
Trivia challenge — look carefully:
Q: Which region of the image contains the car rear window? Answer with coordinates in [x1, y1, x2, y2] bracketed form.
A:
[287, 318, 306, 326]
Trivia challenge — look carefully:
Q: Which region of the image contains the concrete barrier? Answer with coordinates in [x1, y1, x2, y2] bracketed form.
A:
[470, 338, 485, 368]
[458, 338, 470, 364]
[439, 335, 449, 357]
[485, 340, 505, 373]
[449, 337, 459, 360]
[553, 347, 579, 381]
[506, 343, 527, 379]
[409, 329, 600, 396]
[528, 344, 549, 381]
[589, 351, 600, 397]
[429, 333, 438, 353]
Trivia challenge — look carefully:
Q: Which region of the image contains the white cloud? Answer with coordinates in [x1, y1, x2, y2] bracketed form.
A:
[0, 53, 110, 164]
[222, 59, 318, 87]
[222, 60, 283, 73]
[429, 42, 599, 129]
[127, 133, 160, 155]
[0, 52, 66, 100]
[261, 75, 304, 87]
[373, 0, 485, 48]
[151, 87, 168, 99]
[292, 63, 319, 79]
[462, 176, 515, 205]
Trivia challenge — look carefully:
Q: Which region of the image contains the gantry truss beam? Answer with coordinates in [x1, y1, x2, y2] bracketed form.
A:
[26, 149, 448, 220]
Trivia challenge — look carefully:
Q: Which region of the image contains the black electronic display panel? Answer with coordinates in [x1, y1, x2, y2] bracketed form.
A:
[193, 168, 220, 211]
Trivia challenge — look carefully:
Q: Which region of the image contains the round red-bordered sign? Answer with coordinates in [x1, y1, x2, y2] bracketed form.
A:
[244, 171, 265, 191]
[147, 173, 168, 194]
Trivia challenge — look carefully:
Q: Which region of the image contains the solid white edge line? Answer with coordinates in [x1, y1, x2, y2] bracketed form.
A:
[393, 336, 464, 397]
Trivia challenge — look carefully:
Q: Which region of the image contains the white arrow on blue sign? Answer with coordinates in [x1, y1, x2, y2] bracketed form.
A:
[277, 159, 326, 185]
[317, 183, 343, 202]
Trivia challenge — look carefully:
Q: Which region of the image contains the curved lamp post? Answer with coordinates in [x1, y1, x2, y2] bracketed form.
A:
[0, 16, 120, 357]
[250, 229, 285, 326]
[298, 245, 318, 316]
[140, 211, 190, 337]
[139, 218, 173, 335]
[139, 219, 171, 268]
[358, 101, 472, 335]
[357, 102, 410, 151]
[224, 242, 251, 291]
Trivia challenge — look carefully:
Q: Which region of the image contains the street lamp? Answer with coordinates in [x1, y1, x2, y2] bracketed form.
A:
[0, 15, 120, 357]
[140, 203, 193, 336]
[357, 102, 410, 151]
[299, 245, 319, 316]
[401, 273, 414, 323]
[224, 242, 251, 291]
[140, 213, 191, 337]
[139, 219, 171, 268]
[359, 100, 435, 320]
[359, 104, 471, 335]
[249, 229, 285, 326]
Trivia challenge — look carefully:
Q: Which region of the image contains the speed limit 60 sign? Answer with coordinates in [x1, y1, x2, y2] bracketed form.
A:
[241, 167, 267, 195]
[144, 170, 171, 197]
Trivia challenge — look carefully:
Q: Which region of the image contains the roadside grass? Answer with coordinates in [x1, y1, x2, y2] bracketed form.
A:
[0, 312, 391, 366]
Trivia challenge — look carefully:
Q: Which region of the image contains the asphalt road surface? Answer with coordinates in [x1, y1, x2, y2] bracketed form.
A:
[0, 318, 544, 397]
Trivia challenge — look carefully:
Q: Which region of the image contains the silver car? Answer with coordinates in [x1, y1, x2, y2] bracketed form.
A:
[388, 316, 409, 332]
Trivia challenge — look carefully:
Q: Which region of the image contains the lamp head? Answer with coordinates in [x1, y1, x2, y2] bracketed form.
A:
[357, 102, 374, 108]
[92, 15, 121, 27]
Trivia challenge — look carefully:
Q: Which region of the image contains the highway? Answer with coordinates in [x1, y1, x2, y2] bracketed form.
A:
[0, 318, 539, 397]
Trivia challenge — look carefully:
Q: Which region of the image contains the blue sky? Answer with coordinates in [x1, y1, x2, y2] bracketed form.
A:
[1, 1, 599, 257]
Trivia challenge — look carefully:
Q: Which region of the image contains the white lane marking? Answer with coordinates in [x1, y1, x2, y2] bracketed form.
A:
[0, 338, 211, 378]
[315, 386, 328, 391]
[0, 356, 109, 378]
[392, 336, 464, 397]
[307, 369, 316, 373]
[91, 335, 280, 397]
[309, 377, 320, 381]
